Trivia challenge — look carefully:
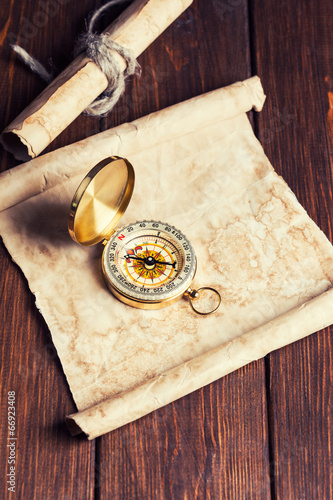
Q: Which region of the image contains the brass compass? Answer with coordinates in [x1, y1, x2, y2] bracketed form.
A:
[68, 157, 221, 315]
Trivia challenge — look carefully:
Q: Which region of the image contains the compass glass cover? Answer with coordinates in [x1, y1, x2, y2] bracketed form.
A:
[102, 220, 196, 303]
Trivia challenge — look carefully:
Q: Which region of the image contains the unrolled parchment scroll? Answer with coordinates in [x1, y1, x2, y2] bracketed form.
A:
[0, 77, 333, 439]
[0, 0, 193, 161]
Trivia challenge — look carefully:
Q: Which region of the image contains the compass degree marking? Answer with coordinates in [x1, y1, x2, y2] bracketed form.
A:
[102, 220, 196, 303]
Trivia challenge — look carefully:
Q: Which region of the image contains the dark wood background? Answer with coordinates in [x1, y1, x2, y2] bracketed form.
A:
[0, 0, 332, 498]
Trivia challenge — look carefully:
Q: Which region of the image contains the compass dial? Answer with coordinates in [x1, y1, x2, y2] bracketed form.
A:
[102, 220, 196, 307]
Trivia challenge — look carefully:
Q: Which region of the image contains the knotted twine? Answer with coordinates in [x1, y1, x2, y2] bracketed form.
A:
[10, 0, 141, 117]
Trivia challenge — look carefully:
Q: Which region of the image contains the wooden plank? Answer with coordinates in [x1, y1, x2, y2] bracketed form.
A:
[252, 0, 333, 497]
[0, 260, 96, 499]
[97, 1, 271, 498]
[101, 364, 270, 499]
[0, 0, 99, 498]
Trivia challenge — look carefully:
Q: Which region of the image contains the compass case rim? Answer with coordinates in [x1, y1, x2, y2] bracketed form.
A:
[101, 220, 198, 309]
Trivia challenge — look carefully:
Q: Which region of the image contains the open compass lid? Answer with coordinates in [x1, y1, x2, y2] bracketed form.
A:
[68, 156, 135, 246]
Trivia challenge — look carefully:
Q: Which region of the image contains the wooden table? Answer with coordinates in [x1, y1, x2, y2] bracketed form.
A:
[0, 0, 332, 498]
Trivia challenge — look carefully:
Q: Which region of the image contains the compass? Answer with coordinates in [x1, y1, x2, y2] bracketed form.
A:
[68, 157, 221, 314]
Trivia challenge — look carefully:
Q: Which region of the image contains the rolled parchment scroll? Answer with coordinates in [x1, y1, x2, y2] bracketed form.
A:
[1, 77, 333, 439]
[0, 0, 193, 161]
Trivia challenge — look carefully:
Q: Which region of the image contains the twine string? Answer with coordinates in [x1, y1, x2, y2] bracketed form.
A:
[10, 0, 141, 117]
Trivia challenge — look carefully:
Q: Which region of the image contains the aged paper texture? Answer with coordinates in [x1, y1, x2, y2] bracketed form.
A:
[1, 77, 332, 438]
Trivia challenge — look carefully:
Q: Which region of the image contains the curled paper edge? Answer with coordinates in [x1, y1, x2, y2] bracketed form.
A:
[0, 76, 265, 214]
[66, 287, 333, 439]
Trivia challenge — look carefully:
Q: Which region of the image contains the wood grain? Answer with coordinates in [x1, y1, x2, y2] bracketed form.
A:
[0, 0, 332, 498]
[0, 0, 100, 498]
[252, 0, 333, 498]
[100, 364, 270, 499]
